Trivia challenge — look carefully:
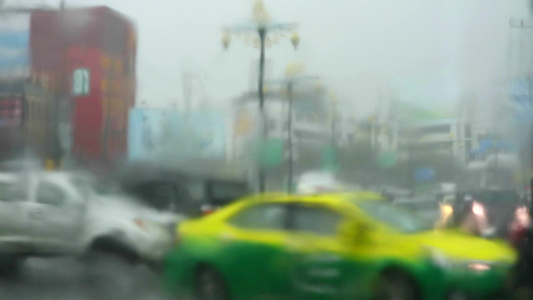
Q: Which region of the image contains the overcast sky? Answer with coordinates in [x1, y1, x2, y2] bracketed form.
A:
[7, 0, 532, 116]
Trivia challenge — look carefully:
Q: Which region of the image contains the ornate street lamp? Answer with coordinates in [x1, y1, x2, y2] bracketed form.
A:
[223, 0, 299, 192]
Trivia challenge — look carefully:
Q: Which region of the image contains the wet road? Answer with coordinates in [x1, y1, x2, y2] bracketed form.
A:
[0, 257, 171, 300]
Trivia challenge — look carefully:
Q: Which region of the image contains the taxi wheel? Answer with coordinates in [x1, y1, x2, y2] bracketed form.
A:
[375, 271, 419, 300]
[514, 288, 533, 300]
[195, 267, 229, 300]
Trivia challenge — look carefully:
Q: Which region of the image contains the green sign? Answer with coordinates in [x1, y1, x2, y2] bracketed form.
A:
[377, 151, 396, 169]
[72, 68, 90, 96]
[254, 138, 284, 169]
[321, 146, 340, 172]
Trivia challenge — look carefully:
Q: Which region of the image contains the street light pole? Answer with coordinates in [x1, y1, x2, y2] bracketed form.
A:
[258, 28, 266, 112]
[279, 73, 319, 192]
[287, 80, 294, 193]
[257, 27, 267, 192]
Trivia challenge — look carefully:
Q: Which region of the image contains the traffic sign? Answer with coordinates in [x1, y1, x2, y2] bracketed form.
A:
[321, 146, 340, 172]
[254, 138, 284, 169]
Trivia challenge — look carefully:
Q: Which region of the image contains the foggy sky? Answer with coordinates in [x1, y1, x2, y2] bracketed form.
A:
[7, 0, 531, 117]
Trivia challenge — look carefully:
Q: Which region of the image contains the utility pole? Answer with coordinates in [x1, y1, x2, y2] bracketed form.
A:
[407, 129, 415, 192]
[280, 73, 320, 192]
[101, 57, 113, 163]
[182, 71, 192, 112]
[57, 0, 69, 169]
[331, 100, 337, 154]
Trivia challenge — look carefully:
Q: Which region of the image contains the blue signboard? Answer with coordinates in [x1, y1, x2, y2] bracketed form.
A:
[128, 109, 226, 161]
[414, 167, 435, 182]
[0, 13, 30, 79]
[470, 140, 518, 155]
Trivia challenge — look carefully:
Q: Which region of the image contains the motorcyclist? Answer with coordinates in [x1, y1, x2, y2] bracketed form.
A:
[456, 194, 489, 235]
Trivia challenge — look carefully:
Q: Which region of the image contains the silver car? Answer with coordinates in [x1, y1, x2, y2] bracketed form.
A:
[0, 171, 180, 276]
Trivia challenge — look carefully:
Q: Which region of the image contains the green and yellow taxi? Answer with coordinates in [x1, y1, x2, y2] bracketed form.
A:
[164, 192, 516, 300]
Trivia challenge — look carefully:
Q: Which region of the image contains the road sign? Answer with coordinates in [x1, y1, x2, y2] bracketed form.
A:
[321, 146, 340, 172]
[414, 167, 435, 182]
[377, 151, 396, 169]
[72, 68, 90, 96]
[254, 138, 283, 169]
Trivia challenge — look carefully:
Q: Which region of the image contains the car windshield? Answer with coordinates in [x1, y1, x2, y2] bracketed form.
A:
[357, 200, 434, 233]
[72, 176, 123, 197]
[461, 191, 522, 206]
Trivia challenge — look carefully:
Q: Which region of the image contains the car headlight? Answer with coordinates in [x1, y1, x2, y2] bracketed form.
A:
[427, 248, 494, 273]
[472, 201, 485, 216]
[441, 204, 453, 215]
[467, 262, 491, 272]
[515, 206, 530, 227]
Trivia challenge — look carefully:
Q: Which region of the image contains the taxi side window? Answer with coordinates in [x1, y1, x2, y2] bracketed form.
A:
[291, 206, 343, 236]
[37, 182, 66, 207]
[230, 204, 288, 231]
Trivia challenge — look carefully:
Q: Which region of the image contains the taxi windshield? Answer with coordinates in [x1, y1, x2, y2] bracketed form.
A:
[357, 200, 434, 233]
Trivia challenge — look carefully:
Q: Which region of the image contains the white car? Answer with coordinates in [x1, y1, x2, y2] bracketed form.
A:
[295, 171, 346, 194]
[0, 171, 182, 274]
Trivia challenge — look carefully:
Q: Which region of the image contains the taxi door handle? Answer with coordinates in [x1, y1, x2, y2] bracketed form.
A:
[29, 208, 45, 220]
[285, 240, 304, 252]
[219, 232, 234, 242]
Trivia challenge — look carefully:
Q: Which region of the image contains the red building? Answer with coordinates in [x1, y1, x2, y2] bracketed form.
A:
[30, 6, 137, 167]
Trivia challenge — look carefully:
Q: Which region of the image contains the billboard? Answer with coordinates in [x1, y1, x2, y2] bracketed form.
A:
[0, 13, 30, 79]
[0, 96, 22, 128]
[128, 109, 226, 161]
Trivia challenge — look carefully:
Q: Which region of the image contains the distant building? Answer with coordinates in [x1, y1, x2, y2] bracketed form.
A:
[0, 6, 137, 169]
[333, 109, 357, 147]
[0, 81, 55, 161]
[0, 11, 57, 162]
[230, 85, 331, 168]
[397, 119, 474, 163]
[30, 6, 137, 167]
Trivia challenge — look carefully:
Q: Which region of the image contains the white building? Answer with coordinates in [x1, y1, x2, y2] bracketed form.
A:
[333, 109, 357, 147]
[229, 88, 332, 163]
[397, 119, 475, 163]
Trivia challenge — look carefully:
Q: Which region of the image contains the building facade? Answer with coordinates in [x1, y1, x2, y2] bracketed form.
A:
[396, 119, 474, 164]
[230, 84, 333, 178]
[30, 6, 137, 167]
